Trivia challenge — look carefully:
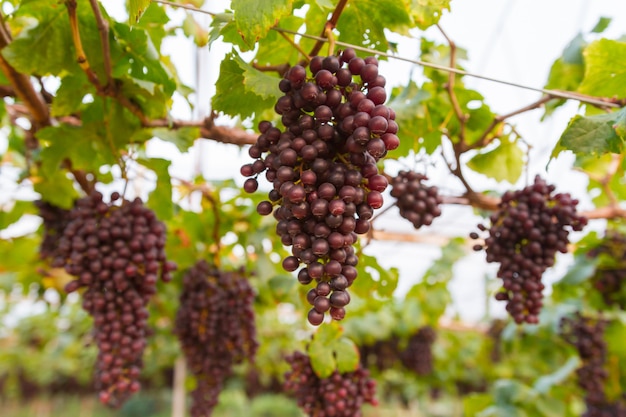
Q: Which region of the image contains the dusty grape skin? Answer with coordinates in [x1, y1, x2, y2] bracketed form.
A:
[240, 48, 401, 325]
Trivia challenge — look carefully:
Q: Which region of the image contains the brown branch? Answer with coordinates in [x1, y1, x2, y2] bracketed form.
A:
[88, 0, 113, 90]
[278, 31, 310, 63]
[252, 62, 290, 76]
[437, 24, 466, 143]
[468, 95, 554, 151]
[66, 0, 102, 88]
[307, 0, 349, 57]
[0, 16, 49, 128]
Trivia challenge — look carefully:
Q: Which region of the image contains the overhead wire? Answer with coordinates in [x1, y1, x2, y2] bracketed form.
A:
[152, 0, 619, 109]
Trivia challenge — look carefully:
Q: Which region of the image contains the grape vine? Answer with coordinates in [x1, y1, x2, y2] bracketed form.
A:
[174, 260, 258, 417]
[51, 191, 176, 407]
[560, 313, 626, 417]
[588, 231, 626, 310]
[400, 325, 436, 376]
[284, 350, 378, 417]
[390, 171, 443, 229]
[241, 48, 400, 325]
[471, 175, 587, 324]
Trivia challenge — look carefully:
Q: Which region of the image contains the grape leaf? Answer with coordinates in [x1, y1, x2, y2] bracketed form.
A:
[337, 0, 412, 51]
[137, 158, 173, 221]
[591, 16, 611, 34]
[467, 137, 524, 184]
[331, 337, 360, 373]
[128, 0, 151, 24]
[0, 201, 35, 230]
[132, 2, 169, 49]
[151, 127, 200, 153]
[33, 170, 79, 209]
[51, 73, 94, 117]
[212, 52, 275, 119]
[3, 0, 102, 76]
[308, 340, 336, 379]
[551, 111, 624, 158]
[533, 356, 580, 394]
[231, 0, 293, 50]
[410, 0, 451, 30]
[579, 39, 626, 98]
[240, 61, 282, 101]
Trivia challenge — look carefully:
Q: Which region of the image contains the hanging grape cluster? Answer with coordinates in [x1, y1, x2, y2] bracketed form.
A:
[471, 175, 587, 324]
[174, 260, 258, 417]
[52, 191, 176, 407]
[359, 337, 400, 372]
[390, 171, 443, 229]
[560, 313, 626, 417]
[241, 48, 399, 325]
[588, 231, 626, 310]
[284, 351, 378, 417]
[35, 200, 71, 260]
[400, 326, 436, 376]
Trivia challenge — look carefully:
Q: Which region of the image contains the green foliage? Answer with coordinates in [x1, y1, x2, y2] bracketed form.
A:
[579, 39, 626, 98]
[231, 0, 294, 50]
[467, 137, 524, 184]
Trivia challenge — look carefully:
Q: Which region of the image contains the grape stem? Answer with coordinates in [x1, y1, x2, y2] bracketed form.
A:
[307, 0, 349, 58]
[88, 0, 114, 91]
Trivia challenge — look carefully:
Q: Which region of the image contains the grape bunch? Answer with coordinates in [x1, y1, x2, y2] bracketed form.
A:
[471, 175, 587, 324]
[588, 231, 626, 310]
[241, 48, 400, 325]
[400, 326, 436, 376]
[560, 313, 626, 417]
[284, 351, 378, 417]
[35, 200, 71, 260]
[359, 337, 400, 372]
[52, 191, 176, 407]
[174, 260, 258, 417]
[390, 171, 443, 229]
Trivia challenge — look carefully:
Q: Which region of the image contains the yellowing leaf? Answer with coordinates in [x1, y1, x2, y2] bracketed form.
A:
[231, 0, 293, 49]
[467, 138, 524, 184]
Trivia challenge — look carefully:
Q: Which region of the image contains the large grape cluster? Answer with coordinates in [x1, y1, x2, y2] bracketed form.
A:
[471, 175, 587, 324]
[284, 351, 378, 417]
[241, 48, 400, 325]
[52, 191, 176, 407]
[560, 313, 626, 417]
[390, 171, 443, 229]
[35, 200, 71, 260]
[400, 326, 436, 376]
[174, 260, 258, 417]
[588, 231, 626, 310]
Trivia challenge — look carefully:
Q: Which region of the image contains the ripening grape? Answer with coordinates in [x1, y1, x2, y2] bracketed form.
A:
[284, 351, 378, 417]
[241, 48, 401, 325]
[471, 175, 587, 324]
[390, 171, 443, 229]
[53, 191, 176, 408]
[174, 261, 257, 417]
[587, 231, 626, 310]
[560, 313, 626, 416]
[400, 326, 436, 376]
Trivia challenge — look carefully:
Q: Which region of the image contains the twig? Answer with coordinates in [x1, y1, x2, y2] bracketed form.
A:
[88, 0, 113, 90]
[308, 0, 349, 57]
[252, 62, 290, 76]
[278, 31, 311, 63]
[437, 24, 466, 142]
[469, 95, 554, 151]
[0, 14, 49, 127]
[66, 0, 102, 88]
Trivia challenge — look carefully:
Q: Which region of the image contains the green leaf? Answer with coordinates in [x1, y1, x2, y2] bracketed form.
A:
[3, 0, 102, 76]
[241, 62, 282, 101]
[557, 255, 597, 286]
[137, 158, 173, 221]
[337, 0, 412, 51]
[551, 111, 624, 158]
[308, 340, 336, 379]
[579, 39, 626, 98]
[128, 0, 151, 24]
[51, 73, 94, 117]
[331, 337, 359, 373]
[33, 170, 79, 209]
[463, 393, 493, 416]
[212, 52, 275, 119]
[0, 201, 35, 230]
[231, 0, 293, 49]
[591, 17, 611, 34]
[467, 137, 524, 184]
[151, 127, 200, 153]
[410, 0, 451, 30]
[533, 355, 580, 394]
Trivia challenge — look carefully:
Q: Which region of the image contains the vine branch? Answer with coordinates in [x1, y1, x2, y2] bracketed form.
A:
[437, 24, 466, 143]
[307, 0, 349, 58]
[66, 0, 102, 88]
[88, 0, 113, 90]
